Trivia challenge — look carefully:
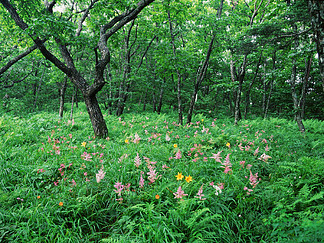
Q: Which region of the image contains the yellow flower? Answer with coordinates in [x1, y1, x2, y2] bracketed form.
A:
[173, 144, 178, 148]
[226, 142, 230, 148]
[176, 172, 184, 180]
[81, 142, 86, 147]
[37, 196, 40, 199]
[201, 119, 204, 122]
[185, 175, 193, 183]
[155, 194, 160, 200]
[125, 139, 129, 144]
[59, 202, 63, 206]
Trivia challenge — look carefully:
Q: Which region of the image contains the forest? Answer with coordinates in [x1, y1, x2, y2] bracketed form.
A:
[0, 0, 323, 242]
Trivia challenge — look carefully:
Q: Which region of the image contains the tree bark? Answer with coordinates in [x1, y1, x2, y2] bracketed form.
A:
[157, 78, 165, 114]
[233, 55, 247, 125]
[244, 51, 262, 119]
[168, 9, 183, 125]
[187, 34, 215, 124]
[84, 94, 108, 138]
[58, 77, 68, 119]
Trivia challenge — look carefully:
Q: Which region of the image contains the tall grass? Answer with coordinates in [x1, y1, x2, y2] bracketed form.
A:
[0, 106, 323, 242]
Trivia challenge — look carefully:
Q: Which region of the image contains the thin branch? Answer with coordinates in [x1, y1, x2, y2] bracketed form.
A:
[0, 44, 38, 75]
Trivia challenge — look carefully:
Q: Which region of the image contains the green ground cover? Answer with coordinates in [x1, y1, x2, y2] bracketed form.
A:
[0, 107, 323, 242]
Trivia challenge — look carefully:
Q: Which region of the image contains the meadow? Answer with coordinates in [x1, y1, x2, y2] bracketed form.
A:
[0, 105, 323, 242]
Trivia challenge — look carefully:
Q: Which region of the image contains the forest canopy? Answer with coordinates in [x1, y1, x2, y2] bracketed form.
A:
[1, 0, 323, 136]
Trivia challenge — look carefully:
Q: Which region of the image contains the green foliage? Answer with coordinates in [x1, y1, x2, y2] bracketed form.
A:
[0, 106, 323, 242]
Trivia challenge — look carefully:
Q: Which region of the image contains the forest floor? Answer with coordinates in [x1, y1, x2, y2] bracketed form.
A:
[0, 106, 323, 242]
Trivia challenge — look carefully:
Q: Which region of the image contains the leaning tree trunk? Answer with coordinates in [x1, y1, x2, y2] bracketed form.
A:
[84, 94, 108, 138]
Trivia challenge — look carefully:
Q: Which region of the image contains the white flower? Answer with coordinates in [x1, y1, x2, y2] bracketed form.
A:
[213, 185, 222, 195]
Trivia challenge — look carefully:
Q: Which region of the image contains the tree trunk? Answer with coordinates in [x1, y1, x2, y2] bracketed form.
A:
[70, 92, 74, 121]
[157, 77, 165, 114]
[264, 52, 276, 119]
[244, 51, 262, 119]
[84, 94, 108, 138]
[300, 56, 312, 119]
[187, 34, 215, 124]
[233, 54, 247, 125]
[58, 77, 68, 119]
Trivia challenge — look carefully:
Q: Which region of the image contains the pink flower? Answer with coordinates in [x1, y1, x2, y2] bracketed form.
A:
[265, 144, 270, 151]
[114, 182, 124, 196]
[139, 173, 145, 188]
[249, 170, 260, 188]
[217, 182, 224, 190]
[254, 147, 259, 156]
[195, 184, 206, 200]
[96, 168, 106, 183]
[240, 161, 246, 168]
[71, 179, 76, 186]
[210, 151, 222, 163]
[175, 150, 182, 159]
[134, 153, 142, 168]
[173, 186, 188, 199]
[223, 166, 232, 174]
[246, 164, 252, 169]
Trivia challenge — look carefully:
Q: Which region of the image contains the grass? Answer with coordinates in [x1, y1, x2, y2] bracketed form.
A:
[0, 105, 323, 242]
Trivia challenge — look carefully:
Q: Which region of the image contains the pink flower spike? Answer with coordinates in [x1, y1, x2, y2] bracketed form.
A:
[210, 151, 222, 163]
[254, 147, 259, 156]
[173, 186, 188, 199]
[96, 168, 106, 183]
[139, 174, 145, 188]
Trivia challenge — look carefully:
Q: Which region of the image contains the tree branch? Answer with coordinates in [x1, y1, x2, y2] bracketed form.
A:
[0, 44, 38, 75]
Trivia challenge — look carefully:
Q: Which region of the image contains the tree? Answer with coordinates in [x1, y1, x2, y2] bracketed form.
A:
[0, 0, 155, 138]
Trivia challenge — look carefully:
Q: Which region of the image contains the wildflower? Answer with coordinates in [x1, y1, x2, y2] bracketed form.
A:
[175, 172, 184, 181]
[217, 182, 224, 189]
[173, 186, 188, 199]
[185, 175, 193, 183]
[37, 196, 41, 199]
[134, 153, 142, 168]
[96, 168, 106, 183]
[213, 185, 222, 195]
[162, 164, 169, 169]
[125, 139, 129, 144]
[175, 150, 182, 159]
[240, 161, 246, 168]
[81, 142, 86, 147]
[114, 182, 124, 196]
[165, 134, 171, 141]
[173, 144, 178, 148]
[155, 194, 160, 200]
[81, 152, 92, 161]
[226, 142, 230, 148]
[147, 166, 158, 184]
[222, 166, 230, 174]
[133, 133, 141, 143]
[139, 173, 145, 188]
[195, 184, 206, 201]
[210, 151, 222, 163]
[71, 179, 76, 187]
[254, 147, 259, 156]
[259, 153, 271, 162]
[249, 171, 260, 188]
[59, 202, 63, 206]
